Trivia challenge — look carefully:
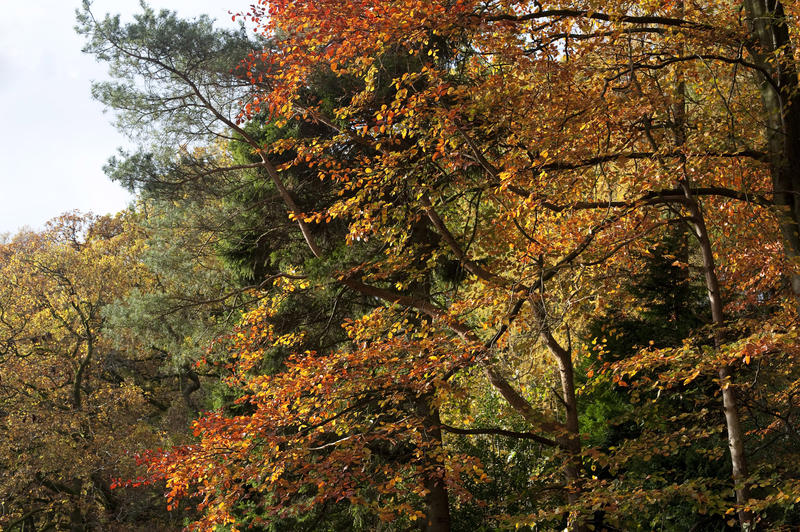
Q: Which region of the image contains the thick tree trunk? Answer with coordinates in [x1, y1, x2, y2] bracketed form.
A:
[550, 338, 581, 488]
[742, 0, 800, 300]
[718, 365, 751, 524]
[181, 366, 201, 414]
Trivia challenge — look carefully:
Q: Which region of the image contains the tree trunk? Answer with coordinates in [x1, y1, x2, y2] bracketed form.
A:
[530, 300, 586, 531]
[742, 0, 800, 300]
[681, 186, 753, 529]
[69, 505, 85, 532]
[420, 405, 452, 532]
[669, 23, 753, 523]
[555, 348, 585, 531]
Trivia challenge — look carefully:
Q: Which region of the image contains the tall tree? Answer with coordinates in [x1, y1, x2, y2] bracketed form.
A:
[79, 0, 800, 529]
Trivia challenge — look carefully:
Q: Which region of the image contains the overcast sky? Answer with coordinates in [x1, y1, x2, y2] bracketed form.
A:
[0, 1, 242, 234]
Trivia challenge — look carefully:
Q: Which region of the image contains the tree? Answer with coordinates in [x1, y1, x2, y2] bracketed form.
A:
[102, 193, 255, 422]
[80, 0, 800, 529]
[228, 0, 800, 527]
[0, 213, 184, 530]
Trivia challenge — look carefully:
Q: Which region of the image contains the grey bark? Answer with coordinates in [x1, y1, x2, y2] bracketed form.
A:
[681, 185, 753, 529]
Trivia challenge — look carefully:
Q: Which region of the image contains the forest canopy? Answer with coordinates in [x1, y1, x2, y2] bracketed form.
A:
[2, 0, 800, 529]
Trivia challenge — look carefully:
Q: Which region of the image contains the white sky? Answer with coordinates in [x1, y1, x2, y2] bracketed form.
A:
[0, 1, 243, 234]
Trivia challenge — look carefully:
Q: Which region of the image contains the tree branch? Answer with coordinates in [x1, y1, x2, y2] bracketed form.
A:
[440, 423, 558, 446]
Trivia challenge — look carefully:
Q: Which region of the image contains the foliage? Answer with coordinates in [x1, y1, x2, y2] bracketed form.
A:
[0, 213, 182, 530]
[69, 0, 800, 530]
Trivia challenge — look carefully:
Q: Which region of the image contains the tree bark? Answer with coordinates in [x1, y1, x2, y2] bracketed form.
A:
[420, 406, 452, 532]
[529, 301, 586, 531]
[669, 23, 753, 523]
[742, 0, 800, 300]
[69, 505, 85, 532]
[681, 186, 753, 529]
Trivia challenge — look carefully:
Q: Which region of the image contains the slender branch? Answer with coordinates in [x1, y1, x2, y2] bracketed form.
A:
[308, 434, 355, 451]
[483, 9, 714, 30]
[421, 194, 504, 286]
[609, 54, 780, 92]
[540, 149, 766, 172]
[440, 423, 557, 446]
[507, 186, 770, 210]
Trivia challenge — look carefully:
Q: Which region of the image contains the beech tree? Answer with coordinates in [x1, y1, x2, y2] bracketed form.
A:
[79, 0, 800, 530]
